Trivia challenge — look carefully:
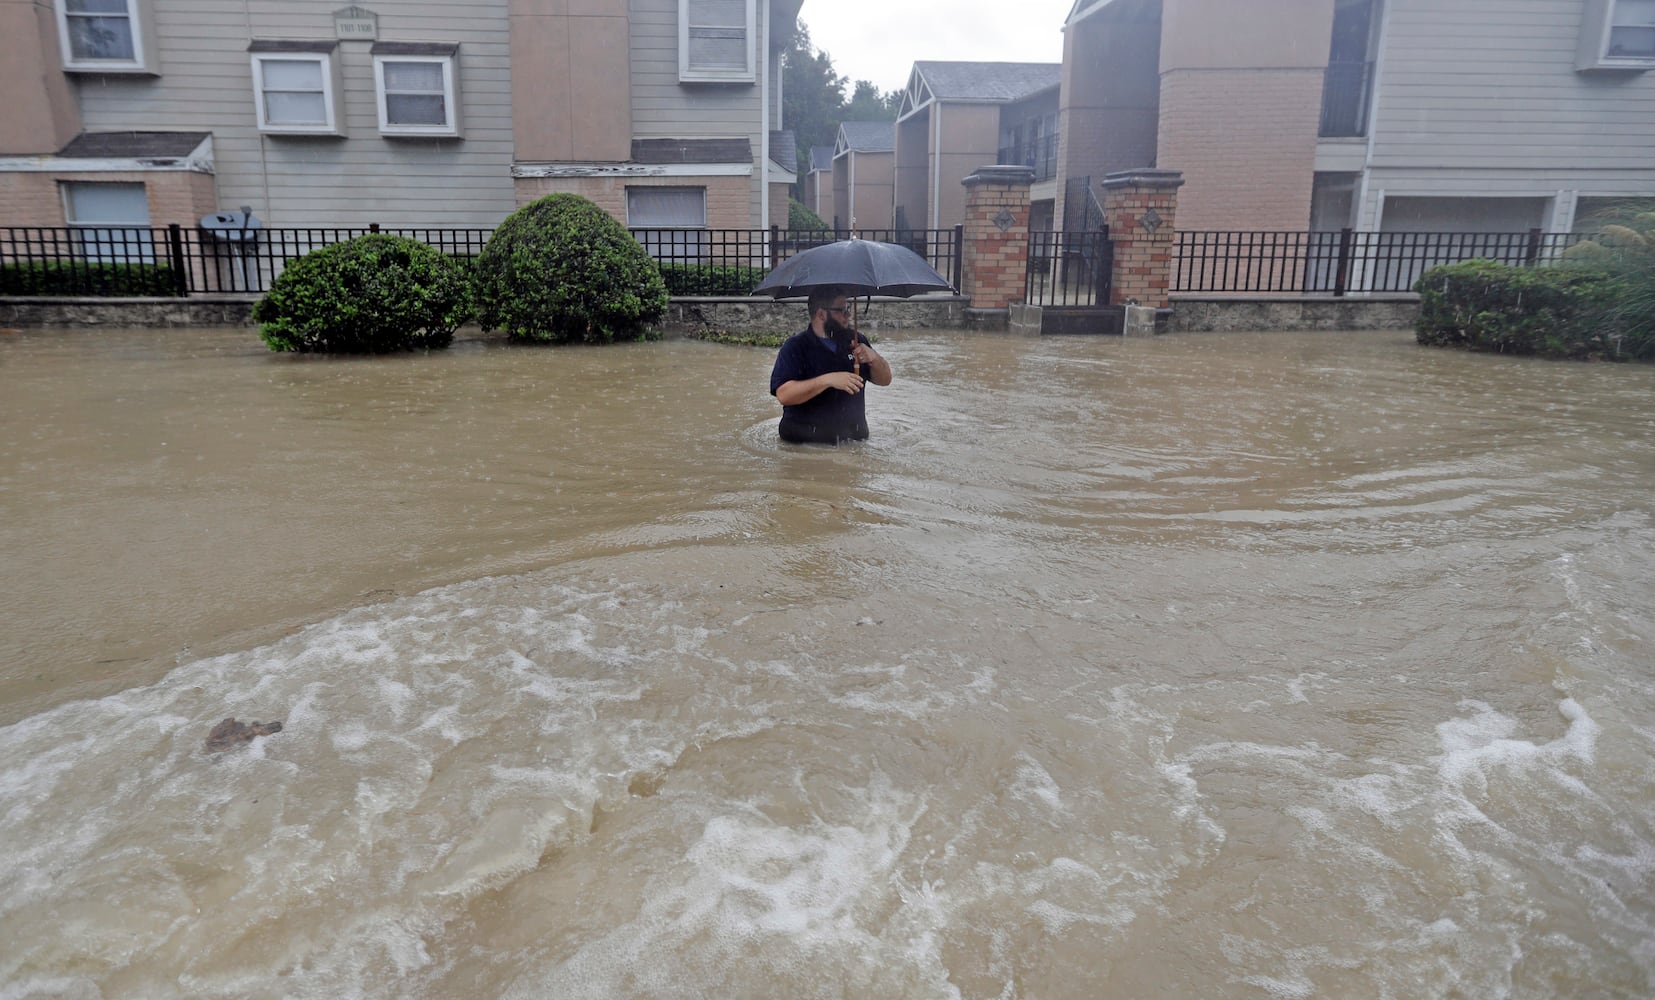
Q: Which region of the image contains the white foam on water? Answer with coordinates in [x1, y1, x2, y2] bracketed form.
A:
[1435, 698, 1598, 795]
[1008, 754, 1066, 813]
[504, 774, 958, 999]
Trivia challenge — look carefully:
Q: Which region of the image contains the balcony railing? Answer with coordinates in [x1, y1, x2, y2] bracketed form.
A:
[1319, 60, 1375, 138]
[997, 131, 1060, 182]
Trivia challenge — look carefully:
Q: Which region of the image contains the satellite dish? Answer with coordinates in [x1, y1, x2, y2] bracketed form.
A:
[199, 207, 263, 242]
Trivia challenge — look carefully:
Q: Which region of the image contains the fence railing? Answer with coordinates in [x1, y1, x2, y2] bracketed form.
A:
[1173, 228, 1588, 296]
[0, 224, 962, 298]
[997, 131, 1060, 182]
[1026, 228, 1113, 307]
[1319, 60, 1375, 137]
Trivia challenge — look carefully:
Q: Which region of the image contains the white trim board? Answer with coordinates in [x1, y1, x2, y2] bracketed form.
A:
[511, 163, 754, 178]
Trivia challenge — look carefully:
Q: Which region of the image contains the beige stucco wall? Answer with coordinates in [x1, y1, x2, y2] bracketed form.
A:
[510, 0, 632, 162]
[0, 0, 82, 155]
[512, 173, 752, 228]
[1057, 5, 1160, 227]
[935, 104, 1000, 231]
[833, 151, 895, 231]
[893, 115, 928, 230]
[768, 180, 789, 231]
[1155, 0, 1332, 231]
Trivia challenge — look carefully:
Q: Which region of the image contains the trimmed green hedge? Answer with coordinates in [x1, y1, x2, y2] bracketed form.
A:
[253, 233, 470, 353]
[0, 261, 179, 297]
[1414, 259, 1641, 361]
[657, 263, 767, 296]
[473, 194, 668, 344]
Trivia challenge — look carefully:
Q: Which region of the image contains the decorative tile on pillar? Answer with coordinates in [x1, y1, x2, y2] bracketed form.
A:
[993, 208, 1017, 233]
[1141, 207, 1163, 234]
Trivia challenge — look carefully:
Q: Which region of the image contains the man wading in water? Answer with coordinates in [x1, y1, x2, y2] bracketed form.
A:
[769, 287, 892, 444]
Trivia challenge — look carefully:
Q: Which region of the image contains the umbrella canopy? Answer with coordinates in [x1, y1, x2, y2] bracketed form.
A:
[752, 238, 955, 299]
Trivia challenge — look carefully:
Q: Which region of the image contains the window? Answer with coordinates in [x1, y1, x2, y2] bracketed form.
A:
[250, 46, 342, 134]
[62, 182, 153, 263]
[372, 45, 461, 136]
[627, 187, 708, 263]
[679, 0, 754, 83]
[1610, 0, 1655, 57]
[56, 0, 151, 73]
[1579, 0, 1655, 69]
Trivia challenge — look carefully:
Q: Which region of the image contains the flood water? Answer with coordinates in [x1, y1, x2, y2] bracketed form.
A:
[2, 325, 1653, 998]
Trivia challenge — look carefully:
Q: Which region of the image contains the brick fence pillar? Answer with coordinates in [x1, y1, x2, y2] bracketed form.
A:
[1101, 169, 1185, 309]
[959, 165, 1035, 311]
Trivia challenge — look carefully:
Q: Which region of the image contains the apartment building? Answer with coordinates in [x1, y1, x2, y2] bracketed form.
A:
[0, 0, 802, 239]
[830, 120, 893, 231]
[1059, 0, 1655, 235]
[802, 143, 833, 222]
[892, 61, 1061, 232]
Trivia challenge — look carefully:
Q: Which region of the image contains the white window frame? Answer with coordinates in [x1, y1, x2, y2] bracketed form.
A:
[61, 181, 154, 263]
[250, 52, 342, 135]
[1578, 0, 1655, 70]
[678, 0, 755, 83]
[55, 0, 153, 74]
[373, 54, 461, 137]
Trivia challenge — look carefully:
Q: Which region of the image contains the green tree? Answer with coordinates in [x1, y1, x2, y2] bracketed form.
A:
[782, 24, 900, 186]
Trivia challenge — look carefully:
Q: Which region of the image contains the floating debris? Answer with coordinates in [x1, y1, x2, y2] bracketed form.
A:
[204, 717, 283, 754]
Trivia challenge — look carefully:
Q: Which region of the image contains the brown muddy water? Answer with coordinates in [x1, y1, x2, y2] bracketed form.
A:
[1, 326, 1653, 999]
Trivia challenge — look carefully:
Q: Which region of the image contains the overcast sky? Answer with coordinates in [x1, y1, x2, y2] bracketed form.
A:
[798, 0, 1075, 97]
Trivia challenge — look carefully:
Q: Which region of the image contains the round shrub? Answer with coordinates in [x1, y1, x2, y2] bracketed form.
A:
[253, 234, 469, 353]
[473, 194, 668, 344]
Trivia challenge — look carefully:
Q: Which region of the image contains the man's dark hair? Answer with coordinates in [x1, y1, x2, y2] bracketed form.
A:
[807, 287, 846, 318]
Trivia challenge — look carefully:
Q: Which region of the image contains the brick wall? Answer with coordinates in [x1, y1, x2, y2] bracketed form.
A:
[0, 170, 218, 229]
[959, 166, 1034, 311]
[1156, 69, 1322, 232]
[1103, 170, 1184, 309]
[513, 174, 753, 229]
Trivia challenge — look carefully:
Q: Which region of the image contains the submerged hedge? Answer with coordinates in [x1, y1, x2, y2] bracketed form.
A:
[1414, 259, 1646, 361]
[0, 261, 179, 297]
[473, 194, 668, 344]
[252, 233, 470, 353]
[657, 263, 767, 297]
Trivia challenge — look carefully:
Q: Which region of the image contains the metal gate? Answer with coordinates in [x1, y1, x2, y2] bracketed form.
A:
[1025, 226, 1112, 307]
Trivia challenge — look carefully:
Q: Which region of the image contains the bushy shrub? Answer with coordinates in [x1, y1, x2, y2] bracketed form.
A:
[1561, 211, 1655, 359]
[657, 263, 767, 296]
[788, 198, 828, 232]
[253, 234, 470, 353]
[0, 261, 178, 297]
[473, 194, 668, 343]
[1414, 259, 1630, 360]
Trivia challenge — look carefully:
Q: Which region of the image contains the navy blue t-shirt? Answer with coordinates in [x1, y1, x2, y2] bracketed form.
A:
[769, 327, 874, 444]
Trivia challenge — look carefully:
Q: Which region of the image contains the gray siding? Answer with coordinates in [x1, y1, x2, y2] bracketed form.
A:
[75, 0, 515, 227]
[629, 0, 766, 222]
[1370, 0, 1655, 172]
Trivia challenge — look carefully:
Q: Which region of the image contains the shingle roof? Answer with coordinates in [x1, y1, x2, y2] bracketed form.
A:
[913, 61, 1061, 102]
[769, 130, 797, 174]
[838, 121, 895, 153]
[631, 138, 752, 164]
[808, 145, 835, 172]
[58, 131, 212, 159]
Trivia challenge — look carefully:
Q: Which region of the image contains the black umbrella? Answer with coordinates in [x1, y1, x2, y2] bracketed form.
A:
[752, 237, 955, 299]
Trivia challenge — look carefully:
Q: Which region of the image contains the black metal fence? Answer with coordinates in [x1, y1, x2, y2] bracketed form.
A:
[1, 224, 962, 298]
[1026, 228, 1113, 307]
[1173, 228, 1588, 296]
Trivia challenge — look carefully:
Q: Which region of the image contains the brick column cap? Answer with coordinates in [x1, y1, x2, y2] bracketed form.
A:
[1102, 169, 1185, 190]
[963, 165, 1035, 188]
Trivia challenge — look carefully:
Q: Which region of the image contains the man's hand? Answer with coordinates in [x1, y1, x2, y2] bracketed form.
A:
[822, 371, 865, 394]
[850, 341, 879, 367]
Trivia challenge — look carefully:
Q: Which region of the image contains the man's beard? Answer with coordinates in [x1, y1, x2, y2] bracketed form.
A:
[824, 316, 853, 352]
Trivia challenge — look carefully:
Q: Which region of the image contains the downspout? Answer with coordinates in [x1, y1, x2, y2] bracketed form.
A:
[759, 5, 770, 233]
[931, 103, 942, 228]
[848, 151, 856, 233]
